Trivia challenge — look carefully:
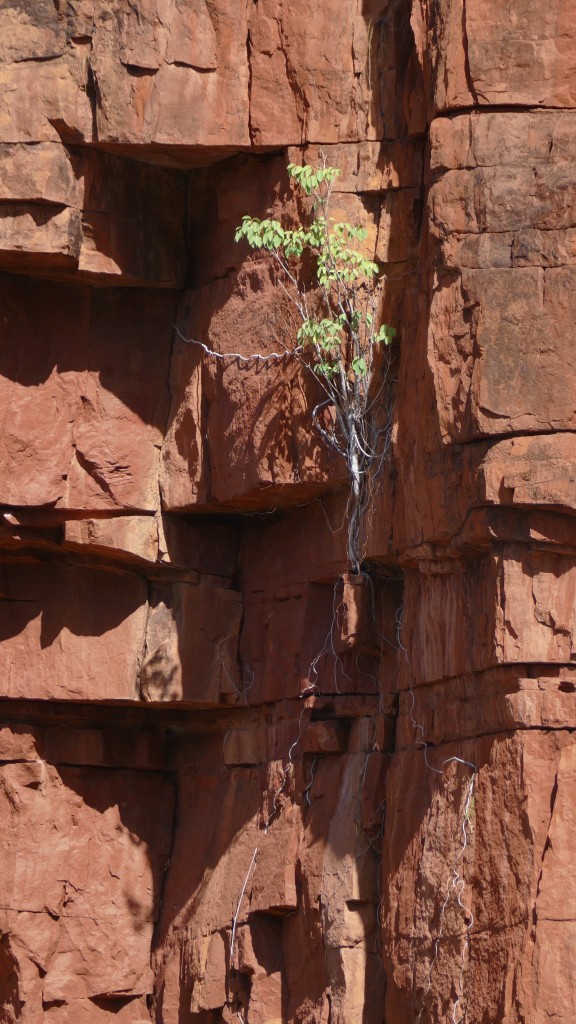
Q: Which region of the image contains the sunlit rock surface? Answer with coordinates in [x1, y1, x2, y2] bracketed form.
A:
[0, 1, 575, 1022]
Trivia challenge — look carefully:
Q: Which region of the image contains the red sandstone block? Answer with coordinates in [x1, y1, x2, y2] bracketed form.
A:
[140, 582, 243, 705]
[0, 276, 174, 511]
[0, 562, 147, 702]
[223, 726, 268, 766]
[413, 0, 576, 115]
[302, 720, 348, 754]
[0, 763, 173, 1017]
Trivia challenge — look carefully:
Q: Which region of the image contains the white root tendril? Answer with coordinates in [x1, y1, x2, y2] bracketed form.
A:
[416, 761, 477, 1024]
[396, 603, 478, 1023]
[174, 324, 301, 366]
[177, 157, 397, 577]
[229, 848, 258, 967]
[200, 160, 411, 1021]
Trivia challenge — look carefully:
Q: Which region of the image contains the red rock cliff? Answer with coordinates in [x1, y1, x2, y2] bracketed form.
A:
[0, 1, 575, 1022]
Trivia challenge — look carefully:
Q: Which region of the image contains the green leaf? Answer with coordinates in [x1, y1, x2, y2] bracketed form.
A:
[288, 162, 340, 196]
[235, 161, 395, 411]
[377, 324, 397, 345]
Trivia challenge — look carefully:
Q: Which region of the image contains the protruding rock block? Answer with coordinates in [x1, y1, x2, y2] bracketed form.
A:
[424, 111, 576, 444]
[291, 140, 424, 194]
[0, 145, 186, 284]
[0, 276, 175, 510]
[161, 266, 344, 513]
[0, 56, 93, 145]
[247, 0, 378, 145]
[302, 720, 348, 754]
[401, 547, 576, 687]
[0, 562, 147, 702]
[335, 573, 379, 655]
[395, 666, 576, 749]
[0, 761, 173, 1021]
[140, 582, 243, 705]
[91, 0, 251, 151]
[382, 729, 576, 1023]
[412, 0, 576, 115]
[223, 726, 268, 766]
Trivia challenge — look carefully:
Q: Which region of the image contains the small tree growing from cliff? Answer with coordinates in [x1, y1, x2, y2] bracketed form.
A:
[236, 161, 395, 572]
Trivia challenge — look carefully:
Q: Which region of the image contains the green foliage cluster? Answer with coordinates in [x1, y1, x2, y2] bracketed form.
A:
[235, 159, 396, 571]
[235, 163, 395, 387]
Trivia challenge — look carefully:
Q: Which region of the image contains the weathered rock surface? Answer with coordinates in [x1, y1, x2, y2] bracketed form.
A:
[0, 744, 174, 1023]
[0, 0, 575, 1022]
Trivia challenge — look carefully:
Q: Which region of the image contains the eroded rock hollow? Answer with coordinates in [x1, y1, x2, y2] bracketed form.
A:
[1, 1, 575, 1022]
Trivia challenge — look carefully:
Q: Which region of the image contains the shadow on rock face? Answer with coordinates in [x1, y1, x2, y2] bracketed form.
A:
[0, 561, 147, 701]
[0, 932, 21, 1023]
[0, 272, 178, 510]
[361, 0, 427, 142]
[0, 750, 175, 1021]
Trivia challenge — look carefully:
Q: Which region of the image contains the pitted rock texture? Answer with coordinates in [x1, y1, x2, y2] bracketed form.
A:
[0, 1, 575, 1023]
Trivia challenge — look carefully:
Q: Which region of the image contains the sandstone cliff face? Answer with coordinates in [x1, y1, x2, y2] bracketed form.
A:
[0, 2, 574, 1022]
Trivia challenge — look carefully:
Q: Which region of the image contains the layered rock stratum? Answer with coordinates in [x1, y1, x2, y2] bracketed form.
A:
[1, 1, 575, 1022]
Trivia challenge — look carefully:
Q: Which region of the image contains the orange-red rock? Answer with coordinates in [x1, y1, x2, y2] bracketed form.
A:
[1, 0, 576, 1022]
[0, 759, 173, 1022]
